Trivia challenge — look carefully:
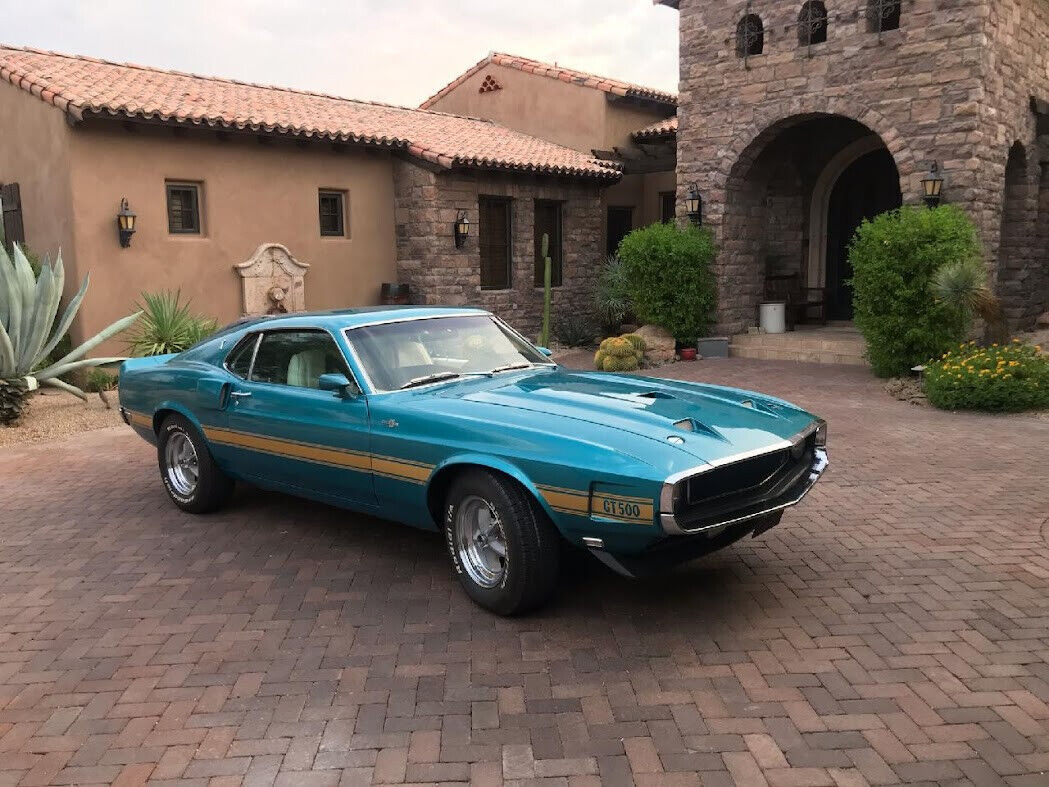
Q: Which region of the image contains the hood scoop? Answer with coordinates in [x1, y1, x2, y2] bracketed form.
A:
[636, 390, 674, 400]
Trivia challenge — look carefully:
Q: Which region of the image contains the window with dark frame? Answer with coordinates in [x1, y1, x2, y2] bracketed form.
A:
[533, 200, 563, 287]
[478, 196, 512, 290]
[659, 191, 676, 224]
[166, 183, 201, 234]
[798, 1, 828, 46]
[866, 0, 901, 33]
[318, 190, 346, 237]
[736, 13, 765, 57]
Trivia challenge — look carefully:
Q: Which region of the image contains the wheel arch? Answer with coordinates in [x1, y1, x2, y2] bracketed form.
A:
[152, 401, 207, 435]
[425, 455, 564, 533]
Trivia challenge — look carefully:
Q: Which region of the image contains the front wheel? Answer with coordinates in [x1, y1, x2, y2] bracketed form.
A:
[443, 470, 560, 615]
[157, 414, 233, 513]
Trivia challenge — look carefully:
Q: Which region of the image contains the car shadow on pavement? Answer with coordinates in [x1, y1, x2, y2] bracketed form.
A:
[220, 485, 770, 623]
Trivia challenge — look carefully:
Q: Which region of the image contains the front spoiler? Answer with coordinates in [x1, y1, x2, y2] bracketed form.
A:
[587, 447, 828, 579]
[587, 510, 784, 579]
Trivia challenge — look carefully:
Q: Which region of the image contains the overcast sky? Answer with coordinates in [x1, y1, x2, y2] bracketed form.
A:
[0, 0, 679, 107]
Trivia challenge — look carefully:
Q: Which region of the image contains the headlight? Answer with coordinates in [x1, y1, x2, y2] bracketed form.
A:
[659, 480, 683, 513]
[814, 419, 827, 447]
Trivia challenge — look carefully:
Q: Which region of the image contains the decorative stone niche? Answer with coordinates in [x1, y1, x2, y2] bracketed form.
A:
[234, 243, 309, 316]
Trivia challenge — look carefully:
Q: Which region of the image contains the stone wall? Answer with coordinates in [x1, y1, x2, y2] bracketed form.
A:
[673, 0, 1049, 331]
[983, 0, 1049, 327]
[393, 160, 604, 339]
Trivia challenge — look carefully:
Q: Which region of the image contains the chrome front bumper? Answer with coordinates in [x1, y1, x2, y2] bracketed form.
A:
[659, 436, 828, 536]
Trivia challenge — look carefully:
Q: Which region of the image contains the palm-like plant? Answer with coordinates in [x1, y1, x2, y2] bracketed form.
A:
[931, 258, 1002, 329]
[595, 254, 631, 335]
[0, 244, 140, 424]
[125, 290, 218, 357]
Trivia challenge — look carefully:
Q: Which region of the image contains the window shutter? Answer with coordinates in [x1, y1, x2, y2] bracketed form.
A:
[1, 183, 26, 252]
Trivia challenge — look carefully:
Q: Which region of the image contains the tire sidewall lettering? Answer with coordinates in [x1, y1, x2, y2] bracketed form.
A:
[161, 423, 196, 506]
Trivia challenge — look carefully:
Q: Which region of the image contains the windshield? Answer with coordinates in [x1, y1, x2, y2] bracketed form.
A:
[345, 315, 551, 392]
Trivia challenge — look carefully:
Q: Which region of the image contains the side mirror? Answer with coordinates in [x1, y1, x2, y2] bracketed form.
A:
[317, 372, 357, 397]
[536, 347, 553, 358]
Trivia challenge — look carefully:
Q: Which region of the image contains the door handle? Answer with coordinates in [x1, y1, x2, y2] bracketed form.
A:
[230, 391, 252, 399]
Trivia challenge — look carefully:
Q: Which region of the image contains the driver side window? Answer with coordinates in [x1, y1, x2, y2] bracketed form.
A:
[249, 330, 355, 390]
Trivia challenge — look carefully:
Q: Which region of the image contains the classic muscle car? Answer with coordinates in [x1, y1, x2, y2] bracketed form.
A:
[118, 307, 827, 614]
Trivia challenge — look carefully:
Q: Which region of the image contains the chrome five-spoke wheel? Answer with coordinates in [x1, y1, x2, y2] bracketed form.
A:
[454, 494, 507, 588]
[164, 430, 199, 497]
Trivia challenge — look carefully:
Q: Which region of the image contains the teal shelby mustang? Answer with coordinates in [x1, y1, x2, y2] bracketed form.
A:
[119, 307, 828, 615]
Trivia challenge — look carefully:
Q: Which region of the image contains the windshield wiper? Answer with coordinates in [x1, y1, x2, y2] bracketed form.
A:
[398, 371, 490, 390]
[399, 371, 463, 390]
[488, 362, 534, 375]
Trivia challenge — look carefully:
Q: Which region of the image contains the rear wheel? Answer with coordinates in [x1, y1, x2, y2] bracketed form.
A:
[443, 470, 560, 615]
[157, 414, 233, 513]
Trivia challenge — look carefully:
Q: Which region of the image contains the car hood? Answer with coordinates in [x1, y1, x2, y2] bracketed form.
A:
[430, 367, 816, 466]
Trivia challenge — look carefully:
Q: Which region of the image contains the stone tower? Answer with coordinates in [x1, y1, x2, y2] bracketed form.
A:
[662, 0, 1049, 332]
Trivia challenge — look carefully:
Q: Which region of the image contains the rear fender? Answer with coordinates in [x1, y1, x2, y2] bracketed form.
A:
[151, 400, 208, 436]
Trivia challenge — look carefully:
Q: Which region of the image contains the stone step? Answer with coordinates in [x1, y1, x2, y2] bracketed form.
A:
[729, 329, 868, 366]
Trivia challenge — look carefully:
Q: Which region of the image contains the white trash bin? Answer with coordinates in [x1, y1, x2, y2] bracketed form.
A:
[759, 301, 786, 334]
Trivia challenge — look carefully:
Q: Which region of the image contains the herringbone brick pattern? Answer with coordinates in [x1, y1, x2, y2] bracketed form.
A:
[2, 358, 1048, 786]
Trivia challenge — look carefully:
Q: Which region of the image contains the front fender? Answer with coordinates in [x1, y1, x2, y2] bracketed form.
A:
[428, 452, 565, 534]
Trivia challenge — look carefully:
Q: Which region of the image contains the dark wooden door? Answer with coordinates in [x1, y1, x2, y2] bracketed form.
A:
[606, 207, 633, 256]
[826, 148, 901, 320]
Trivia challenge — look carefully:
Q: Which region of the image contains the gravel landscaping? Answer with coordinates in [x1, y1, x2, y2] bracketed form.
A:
[0, 388, 122, 447]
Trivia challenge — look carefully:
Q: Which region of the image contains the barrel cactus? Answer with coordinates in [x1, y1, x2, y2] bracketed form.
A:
[594, 335, 644, 372]
[622, 333, 647, 356]
[0, 244, 140, 424]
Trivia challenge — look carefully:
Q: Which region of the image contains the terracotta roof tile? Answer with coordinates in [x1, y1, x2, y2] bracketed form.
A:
[420, 52, 677, 109]
[633, 115, 678, 140]
[0, 45, 619, 181]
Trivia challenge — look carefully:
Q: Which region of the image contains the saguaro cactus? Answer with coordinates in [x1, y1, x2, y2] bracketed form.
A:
[540, 233, 552, 348]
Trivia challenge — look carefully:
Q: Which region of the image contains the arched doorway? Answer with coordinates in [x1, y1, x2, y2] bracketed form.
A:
[825, 148, 902, 319]
[719, 113, 903, 331]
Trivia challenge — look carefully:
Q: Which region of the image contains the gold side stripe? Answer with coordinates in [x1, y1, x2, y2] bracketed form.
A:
[372, 457, 430, 482]
[128, 411, 152, 428]
[539, 490, 589, 514]
[596, 491, 652, 505]
[204, 427, 372, 471]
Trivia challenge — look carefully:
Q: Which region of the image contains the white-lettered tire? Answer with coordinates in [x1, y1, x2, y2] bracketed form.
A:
[157, 414, 233, 513]
[443, 469, 561, 615]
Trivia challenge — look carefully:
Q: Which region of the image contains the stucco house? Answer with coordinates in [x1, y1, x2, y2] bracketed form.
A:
[0, 46, 624, 345]
[421, 53, 678, 256]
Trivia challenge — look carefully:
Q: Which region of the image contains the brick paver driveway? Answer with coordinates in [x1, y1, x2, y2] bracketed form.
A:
[2, 358, 1049, 786]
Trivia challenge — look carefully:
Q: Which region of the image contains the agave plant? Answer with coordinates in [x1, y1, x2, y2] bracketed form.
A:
[0, 244, 140, 425]
[932, 257, 1002, 328]
[126, 290, 218, 357]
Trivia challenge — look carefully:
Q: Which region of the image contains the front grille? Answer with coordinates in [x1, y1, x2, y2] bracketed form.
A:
[673, 434, 816, 531]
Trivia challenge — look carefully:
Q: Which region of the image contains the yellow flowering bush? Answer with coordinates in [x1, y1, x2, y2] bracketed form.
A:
[924, 340, 1049, 412]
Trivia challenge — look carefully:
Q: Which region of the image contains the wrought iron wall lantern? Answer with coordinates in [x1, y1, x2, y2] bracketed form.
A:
[920, 162, 945, 208]
[117, 197, 137, 247]
[685, 184, 703, 226]
[453, 210, 470, 248]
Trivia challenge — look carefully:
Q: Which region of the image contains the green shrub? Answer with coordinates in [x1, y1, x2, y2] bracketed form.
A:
[617, 223, 717, 345]
[850, 205, 979, 377]
[925, 340, 1048, 412]
[552, 314, 596, 348]
[594, 335, 643, 372]
[594, 255, 631, 335]
[126, 290, 218, 356]
[85, 368, 118, 393]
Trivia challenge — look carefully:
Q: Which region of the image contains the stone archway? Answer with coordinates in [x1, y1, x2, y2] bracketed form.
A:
[713, 111, 905, 332]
